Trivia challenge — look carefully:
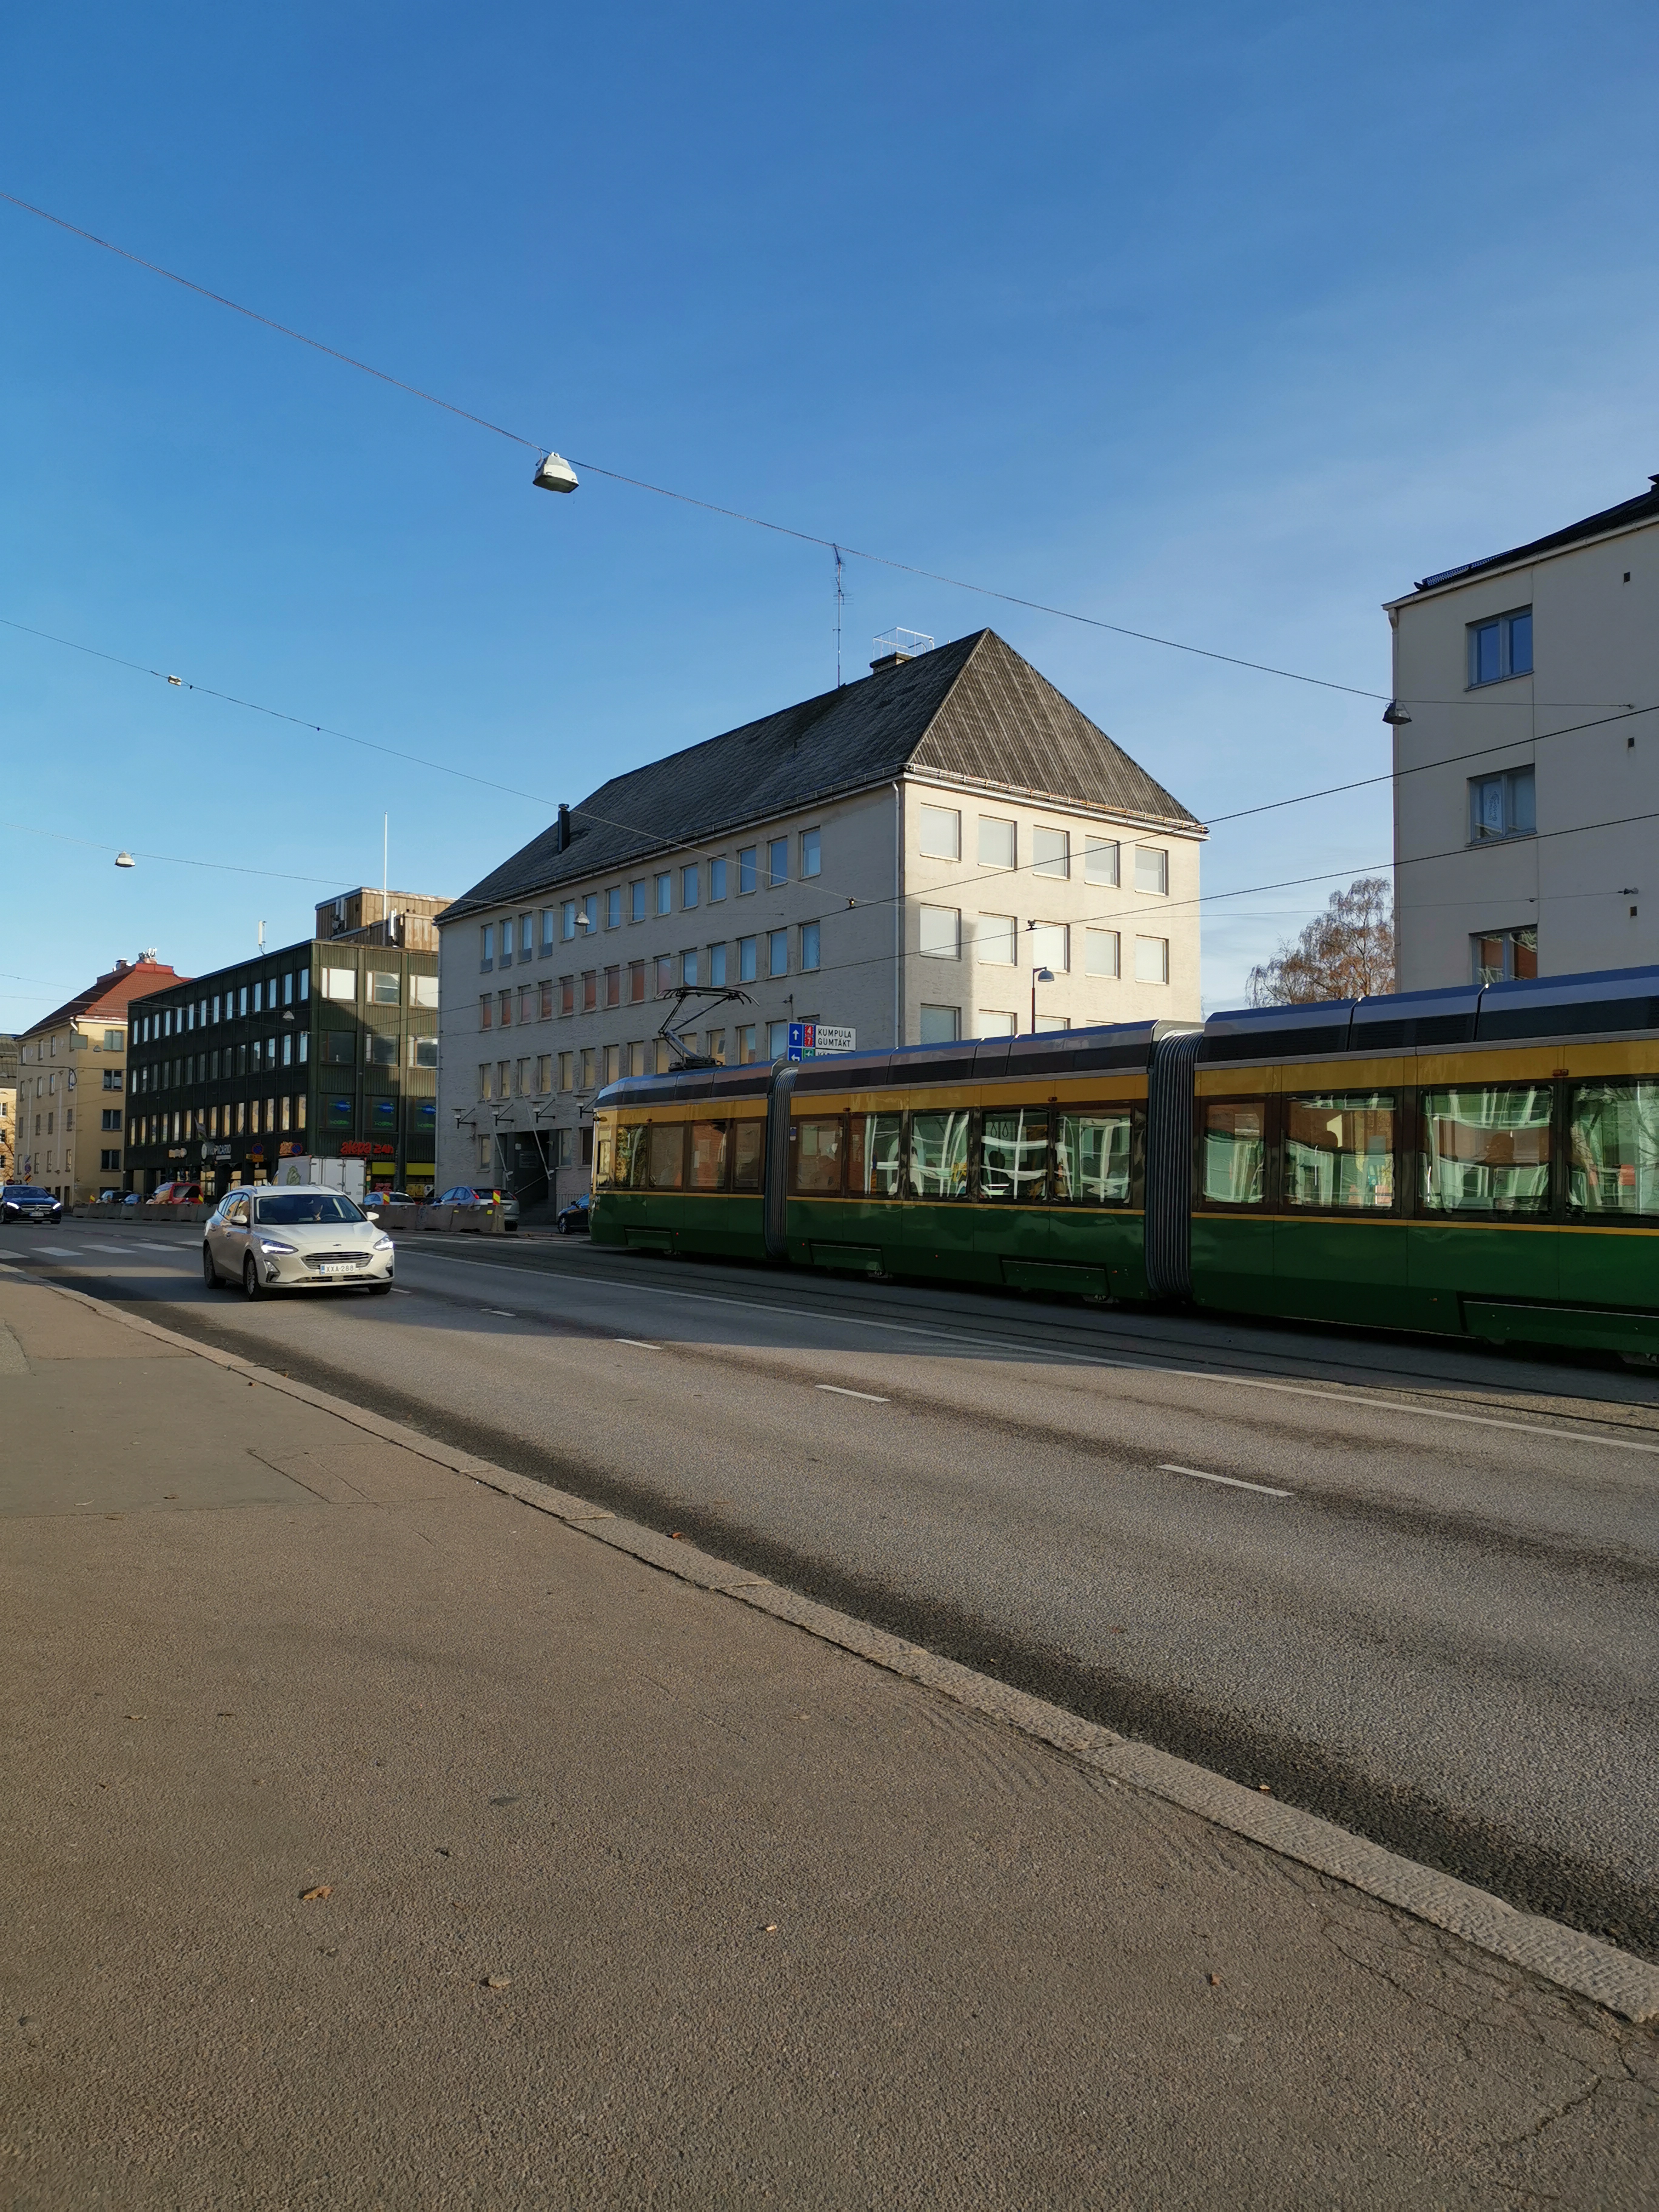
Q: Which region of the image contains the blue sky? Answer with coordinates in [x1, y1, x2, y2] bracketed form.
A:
[3, 2, 1656, 1025]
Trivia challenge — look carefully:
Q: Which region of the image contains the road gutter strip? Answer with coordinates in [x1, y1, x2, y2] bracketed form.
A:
[12, 1264, 1659, 2026]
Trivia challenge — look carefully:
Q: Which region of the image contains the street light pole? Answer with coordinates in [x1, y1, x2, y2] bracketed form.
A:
[1026, 920, 1055, 1034]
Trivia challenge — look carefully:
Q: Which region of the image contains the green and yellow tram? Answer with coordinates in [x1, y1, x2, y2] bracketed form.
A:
[591, 966, 1659, 1358]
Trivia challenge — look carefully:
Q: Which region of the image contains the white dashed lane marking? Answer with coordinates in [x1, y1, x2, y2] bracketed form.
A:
[816, 1383, 889, 1403]
[616, 1338, 660, 1351]
[1159, 1462, 1292, 1499]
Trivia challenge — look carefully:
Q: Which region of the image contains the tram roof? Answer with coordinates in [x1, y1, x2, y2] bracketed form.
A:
[1201, 964, 1659, 1062]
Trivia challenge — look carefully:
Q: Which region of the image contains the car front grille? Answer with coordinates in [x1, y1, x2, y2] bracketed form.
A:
[303, 1250, 367, 1272]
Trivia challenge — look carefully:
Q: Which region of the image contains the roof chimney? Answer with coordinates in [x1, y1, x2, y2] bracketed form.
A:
[557, 802, 571, 852]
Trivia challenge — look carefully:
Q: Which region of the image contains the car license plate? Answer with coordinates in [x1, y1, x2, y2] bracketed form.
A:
[318, 1262, 360, 1276]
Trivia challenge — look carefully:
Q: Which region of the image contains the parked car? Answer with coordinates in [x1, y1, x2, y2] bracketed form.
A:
[435, 1186, 521, 1221]
[555, 1196, 591, 1236]
[96, 1188, 123, 1205]
[157, 1181, 205, 1205]
[120, 1191, 143, 1209]
[202, 1184, 395, 1299]
[380, 1190, 416, 1207]
[1, 1184, 64, 1225]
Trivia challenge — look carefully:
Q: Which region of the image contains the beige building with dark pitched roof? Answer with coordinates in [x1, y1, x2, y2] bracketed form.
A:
[437, 632, 1204, 1206]
[16, 955, 187, 1202]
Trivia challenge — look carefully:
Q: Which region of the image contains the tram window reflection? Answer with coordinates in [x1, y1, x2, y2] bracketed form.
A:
[909, 1109, 970, 1199]
[981, 1108, 1047, 1202]
[1202, 1101, 1265, 1205]
[1569, 1080, 1659, 1215]
[732, 1120, 765, 1191]
[1057, 1110, 1133, 1205]
[1421, 1086, 1551, 1214]
[647, 1122, 685, 1191]
[612, 1124, 646, 1189]
[1284, 1094, 1395, 1211]
[793, 1115, 844, 1195]
[849, 1113, 903, 1198]
[689, 1121, 728, 1190]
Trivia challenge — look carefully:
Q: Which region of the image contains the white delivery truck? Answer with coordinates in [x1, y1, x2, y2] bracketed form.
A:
[271, 1155, 367, 1202]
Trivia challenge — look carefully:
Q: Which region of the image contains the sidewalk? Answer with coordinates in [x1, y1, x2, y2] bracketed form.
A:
[2, 1271, 1656, 2210]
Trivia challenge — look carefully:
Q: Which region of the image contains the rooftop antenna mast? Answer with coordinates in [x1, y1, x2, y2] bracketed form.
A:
[833, 545, 846, 687]
[383, 812, 388, 901]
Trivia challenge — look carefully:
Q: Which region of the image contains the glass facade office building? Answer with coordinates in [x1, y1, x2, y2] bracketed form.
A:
[126, 939, 439, 1197]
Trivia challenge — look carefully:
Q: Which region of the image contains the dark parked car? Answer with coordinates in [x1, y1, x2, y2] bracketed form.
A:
[1, 1185, 64, 1225]
[435, 1186, 521, 1222]
[555, 1196, 591, 1236]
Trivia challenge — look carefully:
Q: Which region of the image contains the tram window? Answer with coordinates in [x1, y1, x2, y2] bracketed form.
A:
[732, 1121, 765, 1191]
[1056, 1110, 1133, 1204]
[1568, 1081, 1659, 1215]
[646, 1123, 685, 1190]
[1202, 1101, 1265, 1205]
[849, 1113, 903, 1198]
[981, 1108, 1048, 1202]
[793, 1115, 845, 1195]
[1284, 1094, 1396, 1211]
[689, 1121, 729, 1190]
[612, 1124, 647, 1189]
[1420, 1086, 1551, 1215]
[909, 1109, 971, 1199]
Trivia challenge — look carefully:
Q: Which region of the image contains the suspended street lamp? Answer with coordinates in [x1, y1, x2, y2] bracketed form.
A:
[533, 452, 579, 494]
[115, 851, 135, 868]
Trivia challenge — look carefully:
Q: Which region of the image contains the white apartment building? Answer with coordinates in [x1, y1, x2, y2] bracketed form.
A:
[1387, 471, 1659, 990]
[436, 630, 1204, 1205]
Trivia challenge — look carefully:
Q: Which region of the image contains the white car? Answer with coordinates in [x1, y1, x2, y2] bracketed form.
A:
[202, 1184, 395, 1299]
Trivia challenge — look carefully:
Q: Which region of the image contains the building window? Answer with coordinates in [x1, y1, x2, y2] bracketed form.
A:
[631, 879, 649, 923]
[412, 1037, 438, 1069]
[605, 1045, 621, 1085]
[326, 1096, 353, 1131]
[920, 906, 961, 959]
[367, 1032, 397, 1067]
[655, 955, 674, 997]
[104, 1027, 124, 1051]
[604, 965, 621, 1010]
[979, 816, 1015, 870]
[763, 1019, 786, 1058]
[656, 872, 673, 915]
[627, 959, 646, 1004]
[535, 1055, 551, 1095]
[520, 915, 534, 958]
[767, 839, 788, 888]
[411, 974, 438, 1008]
[682, 864, 699, 908]
[1469, 607, 1533, 687]
[709, 856, 728, 902]
[498, 1059, 511, 1098]
[1085, 928, 1120, 978]
[102, 1068, 122, 1091]
[582, 894, 598, 933]
[562, 900, 577, 941]
[324, 1031, 354, 1065]
[682, 947, 700, 987]
[605, 887, 622, 930]
[1470, 766, 1536, 841]
[100, 1149, 121, 1171]
[977, 1012, 1018, 1037]
[539, 979, 554, 1020]
[101, 1108, 122, 1131]
[580, 1047, 597, 1088]
[323, 969, 355, 1002]
[1086, 838, 1120, 887]
[514, 1058, 531, 1098]
[1032, 827, 1069, 879]
[706, 1028, 727, 1065]
[582, 970, 597, 1013]
[709, 942, 728, 987]
[558, 1052, 574, 1092]
[519, 985, 534, 1024]
[298, 1034, 309, 1064]
[919, 1004, 960, 1044]
[371, 972, 400, 1004]
[1034, 1015, 1071, 1035]
[738, 936, 757, 983]
[800, 920, 820, 972]
[919, 805, 960, 861]
[765, 929, 786, 978]
[736, 1024, 758, 1064]
[1134, 846, 1168, 896]
[481, 924, 494, 970]
[737, 847, 757, 895]
[541, 908, 556, 953]
[498, 989, 512, 1027]
[977, 913, 1016, 965]
[299, 970, 310, 1004]
[800, 828, 820, 879]
[1473, 925, 1538, 985]
[1134, 935, 1169, 985]
[1030, 921, 1069, 973]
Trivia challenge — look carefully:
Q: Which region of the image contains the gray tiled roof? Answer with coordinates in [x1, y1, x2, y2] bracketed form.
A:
[443, 629, 1201, 923]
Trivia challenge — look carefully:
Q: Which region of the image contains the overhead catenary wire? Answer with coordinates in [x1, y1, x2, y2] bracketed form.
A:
[6, 186, 1619, 715]
[6, 603, 1654, 937]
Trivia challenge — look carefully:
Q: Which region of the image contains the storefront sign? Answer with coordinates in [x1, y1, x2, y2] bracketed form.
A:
[340, 1141, 395, 1158]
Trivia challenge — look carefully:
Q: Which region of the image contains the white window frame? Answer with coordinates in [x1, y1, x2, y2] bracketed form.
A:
[920, 906, 962, 960]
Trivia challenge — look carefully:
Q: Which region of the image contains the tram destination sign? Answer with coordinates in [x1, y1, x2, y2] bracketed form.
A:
[787, 1022, 855, 1061]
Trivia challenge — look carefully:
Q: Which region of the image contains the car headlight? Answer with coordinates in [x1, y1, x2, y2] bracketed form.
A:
[257, 1237, 298, 1255]
[372, 1234, 393, 1250]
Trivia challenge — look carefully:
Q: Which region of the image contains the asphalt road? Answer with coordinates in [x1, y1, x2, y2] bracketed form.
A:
[10, 1216, 1659, 1959]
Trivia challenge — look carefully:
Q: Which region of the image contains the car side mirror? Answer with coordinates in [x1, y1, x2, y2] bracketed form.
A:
[367, 1209, 381, 1222]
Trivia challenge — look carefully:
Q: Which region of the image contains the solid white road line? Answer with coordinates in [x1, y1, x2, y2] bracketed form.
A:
[395, 1246, 1659, 1457]
[616, 1338, 660, 1350]
[816, 1383, 890, 1403]
[481, 1308, 517, 1318]
[1160, 1462, 1292, 1499]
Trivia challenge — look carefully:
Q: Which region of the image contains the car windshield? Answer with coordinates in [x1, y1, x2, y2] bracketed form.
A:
[7, 1187, 54, 1202]
[254, 1192, 366, 1225]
